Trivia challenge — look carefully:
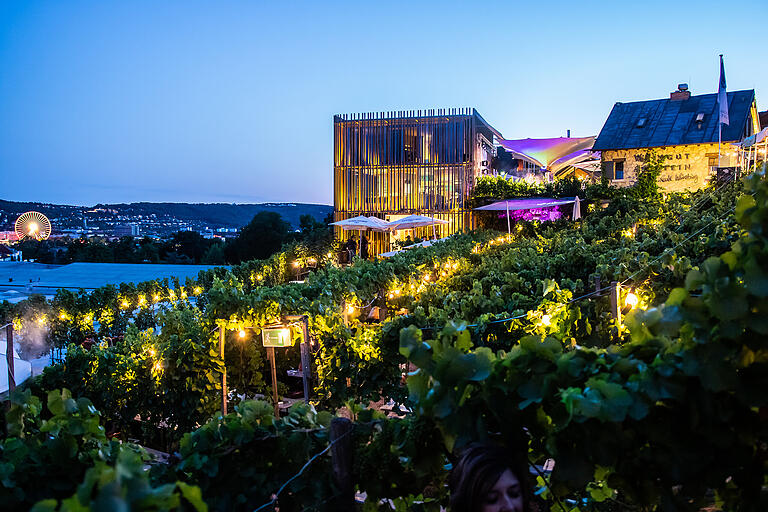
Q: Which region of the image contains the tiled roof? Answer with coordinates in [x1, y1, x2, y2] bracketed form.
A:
[593, 89, 755, 151]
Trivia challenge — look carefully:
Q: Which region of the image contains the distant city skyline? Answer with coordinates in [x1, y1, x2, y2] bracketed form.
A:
[1, 0, 766, 206]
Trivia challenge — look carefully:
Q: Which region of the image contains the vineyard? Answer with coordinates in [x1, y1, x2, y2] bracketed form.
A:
[2, 168, 768, 511]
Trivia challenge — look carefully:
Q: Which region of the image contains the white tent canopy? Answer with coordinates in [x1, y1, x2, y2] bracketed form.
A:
[474, 196, 582, 234]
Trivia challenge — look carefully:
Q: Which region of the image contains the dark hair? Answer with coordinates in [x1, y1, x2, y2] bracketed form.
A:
[449, 443, 530, 512]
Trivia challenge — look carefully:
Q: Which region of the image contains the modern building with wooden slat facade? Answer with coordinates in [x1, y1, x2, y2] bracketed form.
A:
[333, 108, 501, 255]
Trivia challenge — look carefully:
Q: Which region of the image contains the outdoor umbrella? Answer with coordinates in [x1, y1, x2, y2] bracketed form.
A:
[572, 196, 582, 220]
[474, 198, 579, 235]
[386, 214, 449, 240]
[329, 215, 391, 232]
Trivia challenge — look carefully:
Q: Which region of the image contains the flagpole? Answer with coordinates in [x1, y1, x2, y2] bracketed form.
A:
[718, 120, 722, 169]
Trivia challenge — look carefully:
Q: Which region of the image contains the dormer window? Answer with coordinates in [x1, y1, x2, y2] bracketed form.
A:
[696, 113, 705, 122]
[636, 118, 646, 128]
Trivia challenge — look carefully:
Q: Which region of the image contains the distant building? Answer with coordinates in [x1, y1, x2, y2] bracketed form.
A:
[593, 85, 760, 192]
[333, 108, 501, 253]
[0, 245, 21, 261]
[113, 224, 140, 237]
[0, 231, 19, 243]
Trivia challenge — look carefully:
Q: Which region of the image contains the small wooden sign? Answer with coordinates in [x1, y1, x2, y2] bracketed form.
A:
[262, 327, 293, 348]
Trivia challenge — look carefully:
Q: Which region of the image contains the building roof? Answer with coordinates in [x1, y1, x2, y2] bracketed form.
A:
[593, 89, 756, 151]
[497, 136, 596, 169]
[333, 108, 503, 140]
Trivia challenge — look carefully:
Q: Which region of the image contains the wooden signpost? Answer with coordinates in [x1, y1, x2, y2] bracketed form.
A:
[262, 315, 312, 418]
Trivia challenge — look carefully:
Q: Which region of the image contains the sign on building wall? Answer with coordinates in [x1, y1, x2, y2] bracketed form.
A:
[603, 144, 735, 192]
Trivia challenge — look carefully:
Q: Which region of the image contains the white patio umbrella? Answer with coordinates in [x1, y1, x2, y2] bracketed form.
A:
[386, 214, 448, 240]
[329, 215, 391, 232]
[572, 196, 581, 220]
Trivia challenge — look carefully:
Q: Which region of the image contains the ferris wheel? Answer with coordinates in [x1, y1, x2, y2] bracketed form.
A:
[15, 211, 52, 241]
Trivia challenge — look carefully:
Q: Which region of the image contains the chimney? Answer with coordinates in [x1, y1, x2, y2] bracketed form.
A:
[670, 83, 690, 101]
[566, 129, 571, 138]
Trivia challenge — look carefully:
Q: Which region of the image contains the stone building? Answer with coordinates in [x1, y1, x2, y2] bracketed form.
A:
[593, 85, 760, 192]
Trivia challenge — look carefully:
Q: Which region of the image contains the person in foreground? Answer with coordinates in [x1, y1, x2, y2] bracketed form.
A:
[449, 443, 531, 512]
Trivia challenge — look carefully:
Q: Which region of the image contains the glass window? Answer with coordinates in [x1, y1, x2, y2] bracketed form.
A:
[615, 161, 624, 180]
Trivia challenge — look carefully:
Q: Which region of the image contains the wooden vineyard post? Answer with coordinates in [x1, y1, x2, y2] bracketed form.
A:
[6, 324, 14, 407]
[267, 346, 279, 417]
[610, 281, 621, 328]
[330, 417, 354, 512]
[285, 314, 312, 404]
[298, 317, 311, 404]
[219, 326, 227, 415]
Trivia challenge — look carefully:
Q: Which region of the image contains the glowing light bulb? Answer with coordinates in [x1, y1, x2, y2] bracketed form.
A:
[59, 312, 67, 320]
[293, 261, 300, 268]
[194, 287, 202, 295]
[541, 314, 552, 326]
[28, 222, 38, 235]
[624, 292, 639, 309]
[346, 304, 355, 315]
[121, 300, 130, 308]
[149, 348, 156, 357]
[239, 329, 246, 338]
[153, 361, 163, 372]
[153, 294, 160, 302]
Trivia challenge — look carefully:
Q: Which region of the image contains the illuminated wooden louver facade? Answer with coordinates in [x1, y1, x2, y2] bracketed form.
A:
[334, 108, 499, 253]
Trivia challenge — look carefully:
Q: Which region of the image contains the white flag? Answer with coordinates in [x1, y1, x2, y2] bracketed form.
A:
[718, 54, 729, 126]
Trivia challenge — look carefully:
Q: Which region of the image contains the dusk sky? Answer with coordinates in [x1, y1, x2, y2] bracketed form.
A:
[1, 1, 766, 206]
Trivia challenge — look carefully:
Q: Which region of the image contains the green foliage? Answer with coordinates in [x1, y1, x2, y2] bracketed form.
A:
[30, 309, 224, 451]
[31, 450, 208, 512]
[7, 167, 767, 510]
[0, 389, 125, 509]
[627, 150, 665, 200]
[173, 400, 333, 511]
[399, 169, 768, 510]
[470, 175, 588, 207]
[225, 211, 292, 263]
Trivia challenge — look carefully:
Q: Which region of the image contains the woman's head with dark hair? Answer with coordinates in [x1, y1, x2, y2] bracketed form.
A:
[449, 443, 530, 512]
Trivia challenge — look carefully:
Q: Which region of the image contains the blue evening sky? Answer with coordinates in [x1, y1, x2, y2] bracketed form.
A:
[1, 1, 766, 206]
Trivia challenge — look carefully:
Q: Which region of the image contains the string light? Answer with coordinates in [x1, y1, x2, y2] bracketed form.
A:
[239, 329, 246, 338]
[624, 292, 639, 309]
[346, 303, 355, 315]
[541, 314, 552, 326]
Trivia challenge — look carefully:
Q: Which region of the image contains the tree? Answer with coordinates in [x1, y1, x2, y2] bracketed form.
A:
[225, 212, 290, 263]
[163, 231, 210, 264]
[202, 241, 226, 265]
